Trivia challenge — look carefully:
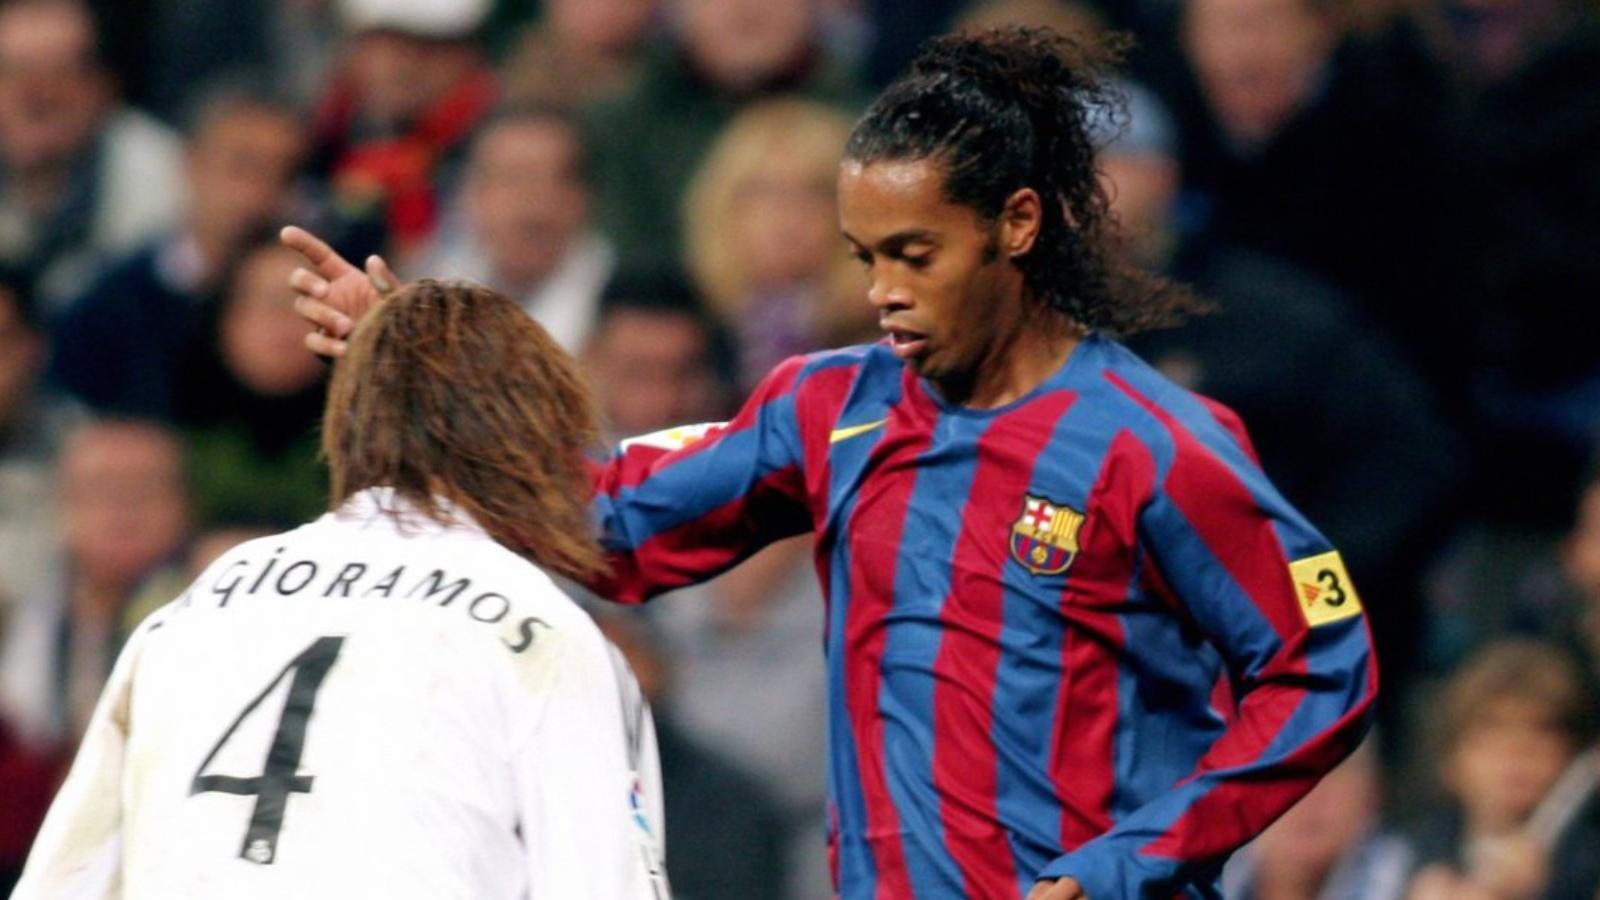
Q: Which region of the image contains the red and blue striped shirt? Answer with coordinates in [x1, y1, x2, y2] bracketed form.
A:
[592, 333, 1377, 899]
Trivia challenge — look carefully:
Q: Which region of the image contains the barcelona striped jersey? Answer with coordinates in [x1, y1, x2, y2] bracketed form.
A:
[592, 332, 1377, 899]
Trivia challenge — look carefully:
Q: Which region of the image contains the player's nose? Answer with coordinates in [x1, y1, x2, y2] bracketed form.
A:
[867, 275, 910, 312]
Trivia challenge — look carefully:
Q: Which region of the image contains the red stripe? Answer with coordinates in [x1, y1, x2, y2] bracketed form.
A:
[1196, 396, 1261, 467]
[929, 391, 1077, 898]
[1107, 373, 1301, 641]
[842, 373, 936, 899]
[1050, 430, 1149, 848]
[1140, 657, 1375, 861]
[796, 363, 862, 512]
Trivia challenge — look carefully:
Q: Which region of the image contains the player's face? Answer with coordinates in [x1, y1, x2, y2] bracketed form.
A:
[838, 158, 1025, 385]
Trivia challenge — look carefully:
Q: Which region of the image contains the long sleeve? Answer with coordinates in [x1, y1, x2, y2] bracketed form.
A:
[589, 355, 816, 604]
[1038, 398, 1378, 898]
[10, 627, 150, 900]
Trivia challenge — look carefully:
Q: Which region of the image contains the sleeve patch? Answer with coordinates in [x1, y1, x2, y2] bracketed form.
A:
[1287, 551, 1363, 627]
[618, 423, 720, 453]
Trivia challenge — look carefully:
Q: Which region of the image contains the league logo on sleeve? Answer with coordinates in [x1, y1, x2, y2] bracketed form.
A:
[1010, 495, 1085, 576]
[1288, 551, 1364, 627]
[618, 422, 720, 453]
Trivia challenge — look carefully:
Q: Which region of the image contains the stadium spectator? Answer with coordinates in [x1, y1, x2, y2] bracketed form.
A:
[1406, 640, 1600, 900]
[172, 237, 326, 525]
[420, 105, 614, 353]
[311, 0, 498, 260]
[48, 84, 306, 417]
[683, 98, 875, 391]
[1413, 0, 1600, 524]
[579, 266, 729, 440]
[1223, 739, 1413, 900]
[0, 418, 190, 748]
[500, 0, 658, 109]
[0, 0, 184, 309]
[590, 606, 790, 900]
[954, 0, 1109, 46]
[0, 267, 69, 624]
[583, 0, 861, 259]
[1169, 0, 1448, 378]
[1563, 475, 1600, 672]
[0, 417, 189, 887]
[138, 1, 341, 123]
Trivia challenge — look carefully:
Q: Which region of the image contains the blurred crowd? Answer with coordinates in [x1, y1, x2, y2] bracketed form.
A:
[0, 0, 1597, 897]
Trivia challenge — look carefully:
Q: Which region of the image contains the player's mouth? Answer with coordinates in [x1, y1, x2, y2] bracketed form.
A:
[884, 325, 929, 360]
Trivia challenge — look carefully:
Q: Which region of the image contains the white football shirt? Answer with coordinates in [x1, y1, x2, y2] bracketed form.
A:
[13, 488, 670, 899]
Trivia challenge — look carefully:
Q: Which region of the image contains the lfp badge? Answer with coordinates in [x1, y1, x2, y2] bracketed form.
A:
[1010, 495, 1085, 576]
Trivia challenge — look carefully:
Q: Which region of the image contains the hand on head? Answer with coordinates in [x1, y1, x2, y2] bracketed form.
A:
[280, 226, 401, 357]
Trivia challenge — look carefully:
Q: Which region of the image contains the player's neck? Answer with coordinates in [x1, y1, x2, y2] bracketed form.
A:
[948, 305, 1082, 410]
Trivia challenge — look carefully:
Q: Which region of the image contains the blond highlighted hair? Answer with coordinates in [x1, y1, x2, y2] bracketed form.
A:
[682, 98, 870, 347]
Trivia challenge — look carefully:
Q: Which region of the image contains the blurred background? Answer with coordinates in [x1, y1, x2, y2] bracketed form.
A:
[0, 0, 1597, 897]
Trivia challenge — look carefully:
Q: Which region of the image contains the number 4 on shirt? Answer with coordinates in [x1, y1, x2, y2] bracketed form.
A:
[189, 635, 346, 865]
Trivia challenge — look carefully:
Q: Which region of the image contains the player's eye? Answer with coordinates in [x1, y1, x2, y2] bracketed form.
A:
[850, 248, 872, 266]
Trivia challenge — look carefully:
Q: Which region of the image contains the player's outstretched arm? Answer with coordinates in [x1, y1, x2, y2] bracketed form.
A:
[280, 226, 400, 358]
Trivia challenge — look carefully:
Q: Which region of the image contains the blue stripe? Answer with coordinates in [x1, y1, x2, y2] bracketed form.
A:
[986, 392, 1117, 893]
[829, 533, 878, 898]
[880, 410, 988, 897]
[1111, 598, 1227, 816]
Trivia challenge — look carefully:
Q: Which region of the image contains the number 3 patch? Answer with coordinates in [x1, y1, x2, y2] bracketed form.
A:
[1288, 551, 1363, 627]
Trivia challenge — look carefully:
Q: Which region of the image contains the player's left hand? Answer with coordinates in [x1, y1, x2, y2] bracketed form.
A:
[1027, 876, 1087, 899]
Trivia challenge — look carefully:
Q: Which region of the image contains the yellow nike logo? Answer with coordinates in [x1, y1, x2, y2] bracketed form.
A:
[829, 418, 888, 444]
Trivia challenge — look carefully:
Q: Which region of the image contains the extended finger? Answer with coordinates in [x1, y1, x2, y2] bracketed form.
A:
[289, 266, 330, 299]
[280, 226, 358, 278]
[365, 254, 399, 293]
[294, 295, 353, 337]
[304, 329, 349, 358]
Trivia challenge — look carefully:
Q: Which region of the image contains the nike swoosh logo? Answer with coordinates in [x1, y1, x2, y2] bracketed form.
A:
[829, 418, 888, 444]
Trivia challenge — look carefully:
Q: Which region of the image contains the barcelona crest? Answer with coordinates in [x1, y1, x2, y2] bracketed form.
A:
[1010, 495, 1085, 576]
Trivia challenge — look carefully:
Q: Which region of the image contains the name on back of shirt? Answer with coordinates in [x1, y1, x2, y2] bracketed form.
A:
[165, 545, 552, 655]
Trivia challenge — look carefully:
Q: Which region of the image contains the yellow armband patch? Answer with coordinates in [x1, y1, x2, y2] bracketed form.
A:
[1288, 551, 1363, 627]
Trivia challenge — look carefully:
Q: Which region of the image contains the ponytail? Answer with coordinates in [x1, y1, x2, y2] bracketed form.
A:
[844, 26, 1200, 334]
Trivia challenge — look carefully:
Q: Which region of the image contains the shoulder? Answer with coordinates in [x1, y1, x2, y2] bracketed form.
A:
[1075, 335, 1259, 473]
[762, 342, 894, 400]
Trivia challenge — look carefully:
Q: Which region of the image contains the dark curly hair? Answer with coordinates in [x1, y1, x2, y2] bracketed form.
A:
[844, 26, 1199, 335]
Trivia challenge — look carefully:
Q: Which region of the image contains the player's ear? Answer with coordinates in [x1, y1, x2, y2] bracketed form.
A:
[999, 187, 1043, 259]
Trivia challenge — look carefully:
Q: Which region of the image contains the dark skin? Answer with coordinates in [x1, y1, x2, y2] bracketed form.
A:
[283, 157, 1089, 898]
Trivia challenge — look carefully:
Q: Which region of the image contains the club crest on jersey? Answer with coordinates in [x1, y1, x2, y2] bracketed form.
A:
[1010, 495, 1085, 576]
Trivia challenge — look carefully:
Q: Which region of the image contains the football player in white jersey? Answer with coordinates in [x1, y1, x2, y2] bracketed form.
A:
[13, 281, 670, 899]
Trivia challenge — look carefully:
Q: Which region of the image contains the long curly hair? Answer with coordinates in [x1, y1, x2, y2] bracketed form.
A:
[844, 25, 1200, 334]
[323, 279, 606, 582]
